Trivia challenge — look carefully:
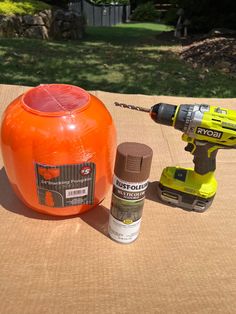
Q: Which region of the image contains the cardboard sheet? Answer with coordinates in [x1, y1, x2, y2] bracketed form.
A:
[0, 84, 236, 313]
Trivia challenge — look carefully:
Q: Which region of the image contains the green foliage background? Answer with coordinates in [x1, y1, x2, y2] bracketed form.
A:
[0, 0, 50, 15]
[166, 0, 236, 32]
[131, 2, 159, 22]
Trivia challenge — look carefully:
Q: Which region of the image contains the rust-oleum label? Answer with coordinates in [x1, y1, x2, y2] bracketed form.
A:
[113, 176, 148, 200]
[35, 163, 96, 207]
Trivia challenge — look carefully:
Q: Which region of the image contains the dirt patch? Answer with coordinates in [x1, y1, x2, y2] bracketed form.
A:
[180, 35, 236, 74]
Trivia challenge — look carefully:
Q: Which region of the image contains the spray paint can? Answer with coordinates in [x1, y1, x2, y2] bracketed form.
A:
[108, 142, 153, 244]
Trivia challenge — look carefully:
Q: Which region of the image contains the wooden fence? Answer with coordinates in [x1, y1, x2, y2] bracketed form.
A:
[68, 0, 131, 26]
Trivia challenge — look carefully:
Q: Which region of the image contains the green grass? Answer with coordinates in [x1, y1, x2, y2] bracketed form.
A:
[86, 23, 172, 44]
[0, 22, 235, 97]
[0, 0, 50, 15]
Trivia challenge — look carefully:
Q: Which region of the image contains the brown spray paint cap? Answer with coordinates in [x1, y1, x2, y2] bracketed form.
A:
[114, 142, 153, 182]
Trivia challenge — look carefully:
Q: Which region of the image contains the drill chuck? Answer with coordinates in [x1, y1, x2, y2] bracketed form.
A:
[150, 103, 177, 126]
[150, 103, 195, 133]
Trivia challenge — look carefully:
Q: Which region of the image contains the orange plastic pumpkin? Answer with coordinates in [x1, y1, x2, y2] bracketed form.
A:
[0, 84, 116, 216]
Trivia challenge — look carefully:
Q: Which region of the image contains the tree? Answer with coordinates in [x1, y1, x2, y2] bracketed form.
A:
[167, 0, 236, 33]
[43, 0, 68, 8]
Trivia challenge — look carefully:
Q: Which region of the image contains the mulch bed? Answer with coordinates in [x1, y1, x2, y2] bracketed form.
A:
[180, 35, 236, 74]
[156, 29, 236, 74]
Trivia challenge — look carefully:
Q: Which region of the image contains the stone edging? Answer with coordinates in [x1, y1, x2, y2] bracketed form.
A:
[0, 9, 85, 40]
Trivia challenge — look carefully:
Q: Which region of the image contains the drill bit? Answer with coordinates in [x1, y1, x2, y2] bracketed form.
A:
[114, 102, 150, 113]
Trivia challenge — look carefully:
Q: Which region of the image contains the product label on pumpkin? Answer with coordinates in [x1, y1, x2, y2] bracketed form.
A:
[35, 163, 96, 208]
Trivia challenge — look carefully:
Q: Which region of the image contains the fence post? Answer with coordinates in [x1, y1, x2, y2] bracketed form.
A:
[93, 4, 95, 26]
[81, 0, 84, 15]
[109, 6, 111, 26]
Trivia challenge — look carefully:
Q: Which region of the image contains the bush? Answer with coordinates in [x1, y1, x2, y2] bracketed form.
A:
[131, 2, 159, 22]
[0, 0, 51, 15]
[164, 7, 178, 25]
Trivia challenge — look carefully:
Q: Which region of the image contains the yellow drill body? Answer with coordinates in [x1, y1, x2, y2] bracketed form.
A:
[151, 103, 236, 212]
[115, 101, 236, 211]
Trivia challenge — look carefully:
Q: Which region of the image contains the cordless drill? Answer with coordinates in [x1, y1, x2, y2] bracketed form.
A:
[115, 102, 236, 212]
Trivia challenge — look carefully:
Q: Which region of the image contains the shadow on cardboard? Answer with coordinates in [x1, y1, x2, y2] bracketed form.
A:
[146, 180, 185, 210]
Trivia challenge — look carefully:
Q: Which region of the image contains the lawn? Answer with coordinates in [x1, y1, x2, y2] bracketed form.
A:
[0, 22, 236, 97]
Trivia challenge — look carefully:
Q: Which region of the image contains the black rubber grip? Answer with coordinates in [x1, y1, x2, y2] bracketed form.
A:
[193, 142, 218, 174]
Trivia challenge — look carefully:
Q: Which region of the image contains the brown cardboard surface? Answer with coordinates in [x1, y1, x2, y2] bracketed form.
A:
[0, 84, 236, 313]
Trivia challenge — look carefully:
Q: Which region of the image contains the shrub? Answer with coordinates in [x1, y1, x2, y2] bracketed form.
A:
[131, 2, 159, 22]
[0, 0, 51, 15]
[164, 7, 178, 25]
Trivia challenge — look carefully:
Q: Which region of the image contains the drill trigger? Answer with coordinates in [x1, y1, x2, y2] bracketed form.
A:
[185, 143, 195, 153]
